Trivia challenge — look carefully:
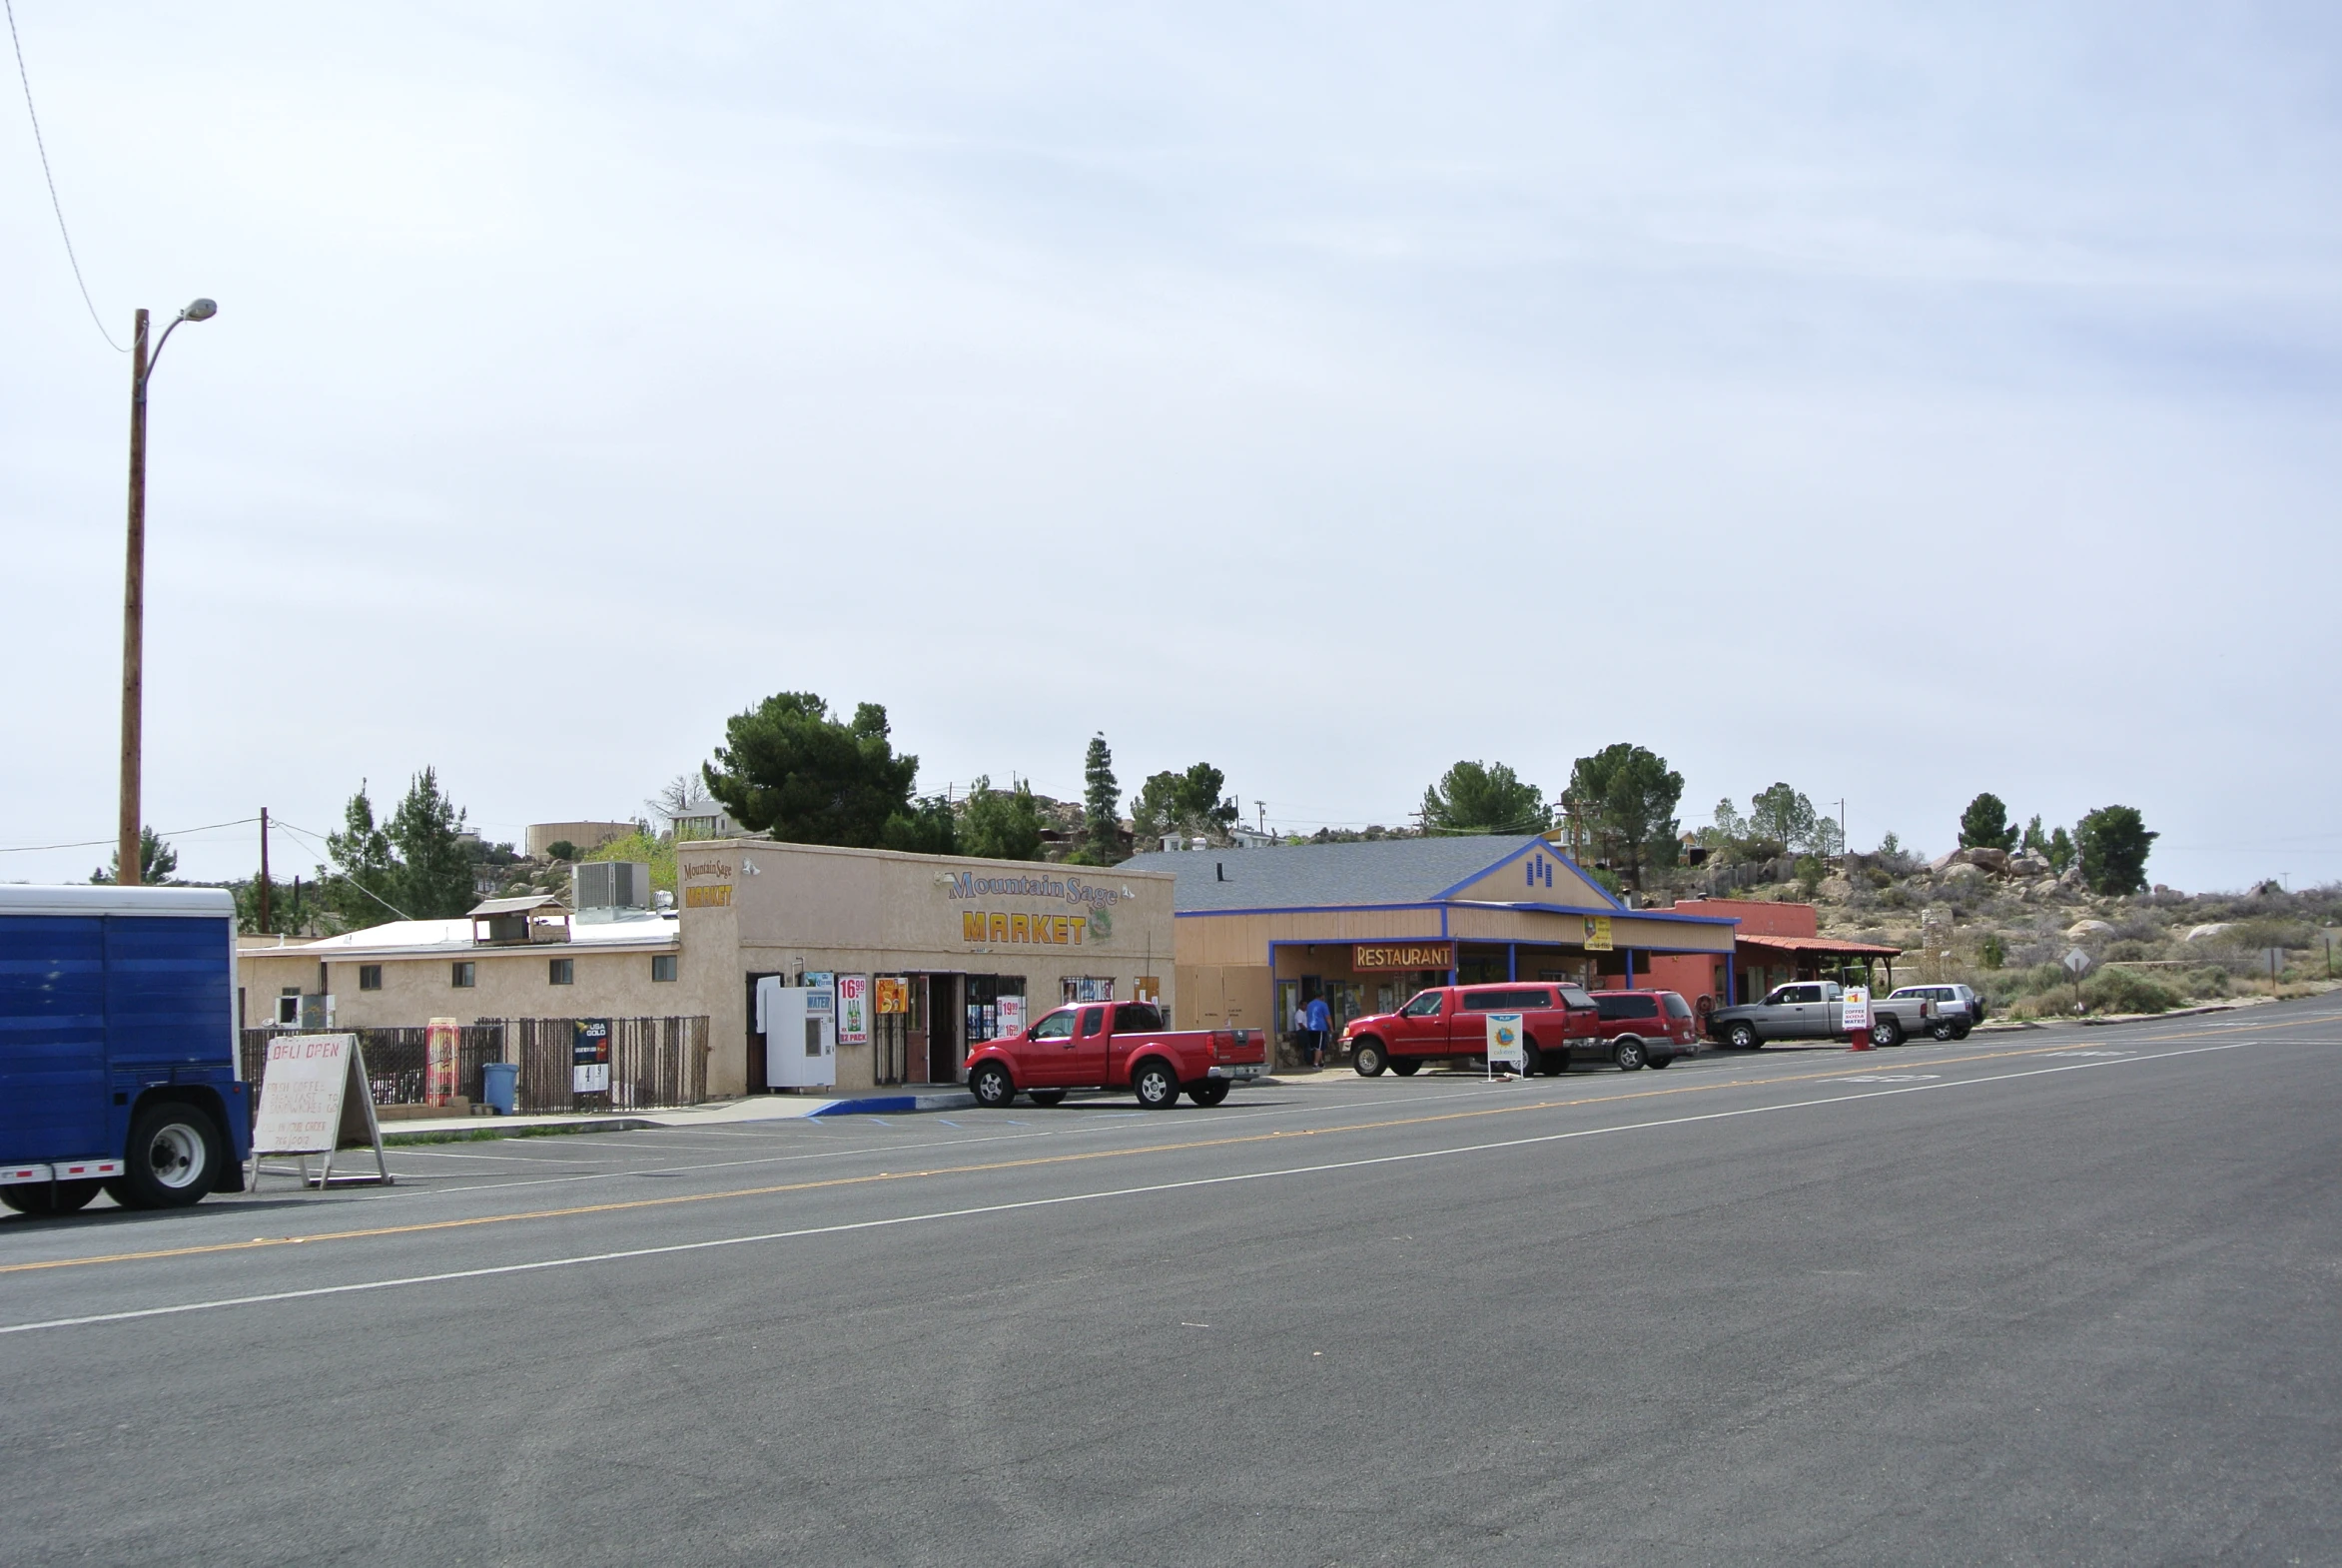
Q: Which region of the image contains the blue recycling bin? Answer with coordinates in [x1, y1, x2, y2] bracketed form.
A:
[480, 1061, 517, 1116]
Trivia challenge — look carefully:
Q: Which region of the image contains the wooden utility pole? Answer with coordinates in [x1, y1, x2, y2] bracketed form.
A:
[259, 807, 272, 931]
[118, 309, 150, 887]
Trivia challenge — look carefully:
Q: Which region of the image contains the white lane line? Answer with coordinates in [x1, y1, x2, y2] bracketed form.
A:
[0, 1040, 2250, 1337]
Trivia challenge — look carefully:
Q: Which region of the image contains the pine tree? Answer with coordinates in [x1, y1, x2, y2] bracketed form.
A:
[1081, 733, 1123, 864]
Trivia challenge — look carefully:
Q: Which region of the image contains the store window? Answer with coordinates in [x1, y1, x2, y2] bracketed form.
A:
[359, 964, 383, 992]
[549, 958, 574, 986]
[651, 954, 677, 983]
[964, 974, 1027, 1044]
[277, 986, 302, 1024]
[1061, 976, 1116, 1004]
[450, 962, 475, 989]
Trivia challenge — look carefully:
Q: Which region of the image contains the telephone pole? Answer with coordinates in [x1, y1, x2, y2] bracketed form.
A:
[116, 299, 217, 886]
[258, 808, 272, 931]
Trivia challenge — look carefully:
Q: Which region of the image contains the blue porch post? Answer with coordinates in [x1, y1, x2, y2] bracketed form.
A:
[1507, 943, 1517, 981]
[1624, 950, 1636, 987]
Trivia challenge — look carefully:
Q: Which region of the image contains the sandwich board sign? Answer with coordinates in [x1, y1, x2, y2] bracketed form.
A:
[1843, 986, 1873, 1040]
[251, 1033, 391, 1189]
[1485, 1013, 1527, 1079]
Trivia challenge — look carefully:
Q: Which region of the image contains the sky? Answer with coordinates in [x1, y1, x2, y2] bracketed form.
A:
[3, 2, 2337, 895]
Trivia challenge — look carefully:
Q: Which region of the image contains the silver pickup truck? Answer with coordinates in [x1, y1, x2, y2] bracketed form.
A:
[1705, 981, 1935, 1049]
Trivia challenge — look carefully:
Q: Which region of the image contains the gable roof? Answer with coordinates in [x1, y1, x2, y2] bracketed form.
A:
[1120, 835, 1587, 914]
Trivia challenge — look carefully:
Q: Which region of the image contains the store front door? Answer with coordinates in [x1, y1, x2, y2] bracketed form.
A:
[924, 974, 962, 1084]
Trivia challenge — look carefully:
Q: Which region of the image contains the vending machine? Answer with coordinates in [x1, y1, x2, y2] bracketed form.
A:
[756, 976, 837, 1090]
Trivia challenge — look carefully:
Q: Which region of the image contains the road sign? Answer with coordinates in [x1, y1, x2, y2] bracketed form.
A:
[2062, 948, 2093, 976]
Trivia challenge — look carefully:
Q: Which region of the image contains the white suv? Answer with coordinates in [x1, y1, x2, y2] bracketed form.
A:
[1887, 984, 1985, 1040]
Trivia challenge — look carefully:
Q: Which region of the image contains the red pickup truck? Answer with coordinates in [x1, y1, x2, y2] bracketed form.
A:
[1341, 982, 1606, 1077]
[966, 1001, 1266, 1110]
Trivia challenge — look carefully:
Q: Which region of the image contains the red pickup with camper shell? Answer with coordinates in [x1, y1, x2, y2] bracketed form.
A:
[965, 1001, 1266, 1110]
[1341, 982, 1631, 1077]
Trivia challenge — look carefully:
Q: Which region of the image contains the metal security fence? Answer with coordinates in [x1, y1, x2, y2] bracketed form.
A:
[508, 1016, 709, 1114]
[241, 1025, 503, 1107]
[241, 1016, 710, 1114]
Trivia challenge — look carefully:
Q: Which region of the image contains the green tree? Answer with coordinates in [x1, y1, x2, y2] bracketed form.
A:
[2047, 825, 2075, 874]
[545, 840, 580, 863]
[387, 768, 474, 919]
[1422, 760, 1549, 836]
[582, 828, 679, 895]
[2076, 805, 2156, 894]
[1130, 763, 1237, 845]
[1082, 733, 1124, 864]
[1565, 745, 1683, 886]
[2019, 815, 2049, 856]
[90, 825, 178, 885]
[701, 692, 922, 847]
[234, 874, 319, 936]
[881, 795, 958, 856]
[1958, 792, 2017, 852]
[1748, 783, 1816, 857]
[959, 776, 1046, 861]
[326, 782, 406, 923]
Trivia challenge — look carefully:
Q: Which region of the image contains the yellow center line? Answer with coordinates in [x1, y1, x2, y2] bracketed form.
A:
[6, 1019, 2323, 1278]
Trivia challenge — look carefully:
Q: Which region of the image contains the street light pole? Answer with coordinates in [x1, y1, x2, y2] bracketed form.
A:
[116, 298, 215, 887]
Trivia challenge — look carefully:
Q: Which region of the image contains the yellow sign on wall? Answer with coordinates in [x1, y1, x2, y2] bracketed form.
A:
[683, 884, 732, 909]
[961, 911, 1088, 946]
[1582, 917, 1613, 952]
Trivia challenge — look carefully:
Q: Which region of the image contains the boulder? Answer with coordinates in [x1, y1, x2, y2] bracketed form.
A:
[1965, 847, 2011, 874]
[2008, 852, 2052, 878]
[1942, 862, 1986, 884]
[2185, 923, 2233, 944]
[2067, 919, 2115, 939]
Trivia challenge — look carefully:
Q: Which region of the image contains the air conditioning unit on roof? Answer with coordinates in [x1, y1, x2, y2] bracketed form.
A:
[573, 861, 651, 922]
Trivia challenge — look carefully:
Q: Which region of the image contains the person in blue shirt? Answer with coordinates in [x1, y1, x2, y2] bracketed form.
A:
[1301, 995, 1333, 1068]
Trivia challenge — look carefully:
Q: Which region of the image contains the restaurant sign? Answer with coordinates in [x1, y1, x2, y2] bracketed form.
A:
[1351, 943, 1455, 973]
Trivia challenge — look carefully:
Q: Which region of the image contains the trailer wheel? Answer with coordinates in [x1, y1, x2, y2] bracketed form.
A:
[1351, 1040, 1388, 1078]
[970, 1063, 1016, 1109]
[1133, 1059, 1180, 1110]
[1028, 1090, 1067, 1108]
[1186, 1080, 1230, 1108]
[109, 1102, 223, 1209]
[1, 1179, 103, 1216]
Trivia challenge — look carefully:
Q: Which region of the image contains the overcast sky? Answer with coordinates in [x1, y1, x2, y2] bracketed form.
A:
[4, 3, 2337, 894]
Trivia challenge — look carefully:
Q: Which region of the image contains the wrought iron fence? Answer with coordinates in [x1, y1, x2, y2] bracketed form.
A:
[240, 1016, 709, 1115]
[240, 1025, 503, 1107]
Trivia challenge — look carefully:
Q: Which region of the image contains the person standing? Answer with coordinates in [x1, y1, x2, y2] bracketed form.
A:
[1302, 994, 1332, 1068]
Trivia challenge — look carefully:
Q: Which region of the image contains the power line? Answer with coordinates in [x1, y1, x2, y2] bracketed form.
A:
[0, 815, 260, 855]
[4, 0, 123, 352]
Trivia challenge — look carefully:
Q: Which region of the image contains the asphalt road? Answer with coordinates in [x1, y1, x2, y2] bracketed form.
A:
[6, 998, 2340, 1566]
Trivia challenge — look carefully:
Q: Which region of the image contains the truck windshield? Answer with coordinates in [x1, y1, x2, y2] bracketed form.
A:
[1400, 992, 1443, 1018]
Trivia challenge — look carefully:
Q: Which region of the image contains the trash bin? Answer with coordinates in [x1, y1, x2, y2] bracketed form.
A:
[480, 1061, 517, 1116]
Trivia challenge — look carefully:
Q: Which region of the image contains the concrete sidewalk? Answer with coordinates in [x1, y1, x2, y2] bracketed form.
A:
[377, 1087, 977, 1142]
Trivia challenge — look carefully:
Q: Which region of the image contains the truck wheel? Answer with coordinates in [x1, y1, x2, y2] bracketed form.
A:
[1541, 1055, 1567, 1077]
[1950, 1021, 1972, 1040]
[1647, 1053, 1673, 1070]
[970, 1063, 1016, 1109]
[110, 1102, 223, 1209]
[1929, 1021, 1955, 1042]
[1726, 1023, 1759, 1051]
[1614, 1039, 1647, 1072]
[1, 1179, 103, 1216]
[1351, 1040, 1388, 1078]
[1869, 1016, 1906, 1049]
[1028, 1090, 1067, 1108]
[1389, 1058, 1421, 1077]
[1133, 1059, 1180, 1110]
[1518, 1039, 1544, 1078]
[1186, 1080, 1230, 1108]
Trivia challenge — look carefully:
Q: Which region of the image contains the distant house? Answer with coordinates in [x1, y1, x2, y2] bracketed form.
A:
[668, 798, 744, 842]
[525, 821, 635, 860]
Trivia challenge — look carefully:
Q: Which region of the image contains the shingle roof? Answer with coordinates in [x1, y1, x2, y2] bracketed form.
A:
[1120, 836, 1548, 913]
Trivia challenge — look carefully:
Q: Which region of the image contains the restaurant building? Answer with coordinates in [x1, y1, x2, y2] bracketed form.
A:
[1119, 835, 1740, 1042]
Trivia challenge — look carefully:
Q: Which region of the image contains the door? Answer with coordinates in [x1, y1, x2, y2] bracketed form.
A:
[1069, 1004, 1113, 1086]
[0, 914, 109, 1161]
[1783, 984, 1826, 1037]
[1018, 1006, 1081, 1087]
[927, 975, 963, 1083]
[1387, 990, 1448, 1058]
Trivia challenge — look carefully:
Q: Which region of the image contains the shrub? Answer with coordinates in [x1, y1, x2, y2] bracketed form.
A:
[2080, 968, 2182, 1015]
[2183, 966, 2230, 998]
[1978, 934, 2004, 969]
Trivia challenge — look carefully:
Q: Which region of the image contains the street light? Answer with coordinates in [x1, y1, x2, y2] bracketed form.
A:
[117, 298, 217, 887]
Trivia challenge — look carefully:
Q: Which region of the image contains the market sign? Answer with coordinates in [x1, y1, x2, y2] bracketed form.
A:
[1351, 943, 1455, 972]
[962, 911, 1093, 946]
[1582, 917, 1614, 952]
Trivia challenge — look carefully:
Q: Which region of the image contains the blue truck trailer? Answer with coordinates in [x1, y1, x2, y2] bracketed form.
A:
[0, 885, 251, 1216]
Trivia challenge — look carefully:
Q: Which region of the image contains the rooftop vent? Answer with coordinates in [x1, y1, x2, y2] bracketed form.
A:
[573, 861, 651, 923]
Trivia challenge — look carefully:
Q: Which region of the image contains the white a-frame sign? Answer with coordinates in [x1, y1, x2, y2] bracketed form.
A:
[251, 1034, 393, 1189]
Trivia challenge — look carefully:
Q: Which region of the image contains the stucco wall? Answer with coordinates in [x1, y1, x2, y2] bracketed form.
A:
[238, 938, 683, 1035]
